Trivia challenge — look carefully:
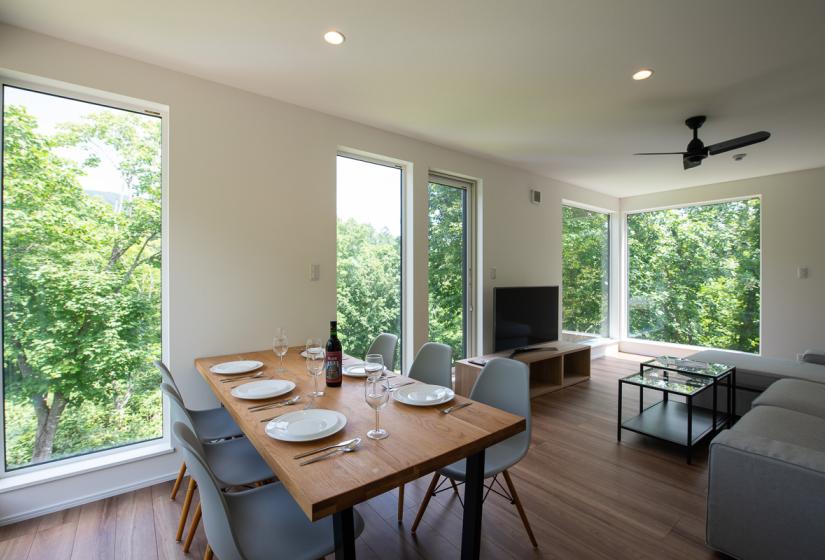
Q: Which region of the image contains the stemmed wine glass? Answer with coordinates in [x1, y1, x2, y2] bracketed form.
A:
[364, 354, 385, 378]
[273, 328, 288, 373]
[364, 370, 390, 440]
[305, 338, 326, 408]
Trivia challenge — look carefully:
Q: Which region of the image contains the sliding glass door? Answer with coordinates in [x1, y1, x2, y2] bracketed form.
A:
[427, 174, 472, 360]
[336, 154, 403, 370]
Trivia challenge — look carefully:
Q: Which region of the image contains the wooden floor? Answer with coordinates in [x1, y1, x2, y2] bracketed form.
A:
[0, 354, 725, 559]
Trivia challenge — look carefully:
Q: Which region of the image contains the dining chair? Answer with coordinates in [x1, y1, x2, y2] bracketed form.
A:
[155, 361, 243, 501]
[410, 358, 538, 547]
[366, 333, 398, 371]
[173, 422, 365, 560]
[397, 341, 452, 522]
[163, 384, 275, 551]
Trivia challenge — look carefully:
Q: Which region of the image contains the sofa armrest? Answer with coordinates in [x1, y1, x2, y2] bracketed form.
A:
[802, 350, 825, 366]
[707, 430, 825, 560]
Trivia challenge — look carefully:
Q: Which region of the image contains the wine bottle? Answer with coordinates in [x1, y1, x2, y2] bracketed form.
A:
[325, 320, 343, 387]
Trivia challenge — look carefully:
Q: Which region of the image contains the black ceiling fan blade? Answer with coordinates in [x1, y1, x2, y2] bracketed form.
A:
[707, 131, 770, 155]
[683, 157, 701, 170]
[634, 152, 688, 155]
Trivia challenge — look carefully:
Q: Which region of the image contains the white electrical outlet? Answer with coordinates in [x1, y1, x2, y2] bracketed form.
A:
[310, 264, 320, 281]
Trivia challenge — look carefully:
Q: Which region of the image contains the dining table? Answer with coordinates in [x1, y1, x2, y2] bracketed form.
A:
[194, 347, 526, 560]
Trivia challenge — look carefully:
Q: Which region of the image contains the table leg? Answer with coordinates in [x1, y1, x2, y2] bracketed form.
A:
[712, 378, 718, 433]
[731, 368, 737, 421]
[617, 381, 623, 441]
[686, 395, 693, 465]
[333, 507, 356, 560]
[639, 385, 643, 413]
[461, 449, 485, 560]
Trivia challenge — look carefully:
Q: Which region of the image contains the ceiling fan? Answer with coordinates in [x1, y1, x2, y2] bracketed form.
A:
[635, 116, 771, 170]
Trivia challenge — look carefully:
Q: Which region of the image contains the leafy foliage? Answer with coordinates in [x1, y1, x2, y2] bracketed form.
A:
[2, 101, 162, 468]
[627, 199, 761, 352]
[562, 206, 610, 336]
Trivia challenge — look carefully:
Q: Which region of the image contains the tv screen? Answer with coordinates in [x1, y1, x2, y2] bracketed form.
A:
[493, 286, 559, 352]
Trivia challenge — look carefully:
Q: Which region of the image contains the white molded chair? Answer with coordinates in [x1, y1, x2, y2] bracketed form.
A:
[410, 358, 537, 547]
[174, 422, 365, 560]
[366, 333, 398, 371]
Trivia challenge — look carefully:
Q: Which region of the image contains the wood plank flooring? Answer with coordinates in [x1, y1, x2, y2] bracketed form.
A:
[0, 354, 726, 559]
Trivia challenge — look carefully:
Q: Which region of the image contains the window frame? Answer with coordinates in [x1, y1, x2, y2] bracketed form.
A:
[621, 195, 763, 353]
[561, 200, 614, 339]
[0, 71, 170, 478]
[427, 172, 476, 359]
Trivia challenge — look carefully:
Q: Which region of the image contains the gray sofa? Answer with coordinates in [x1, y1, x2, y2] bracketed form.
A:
[699, 351, 825, 559]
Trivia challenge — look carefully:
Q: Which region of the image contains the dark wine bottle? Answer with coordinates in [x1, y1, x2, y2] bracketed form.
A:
[325, 320, 343, 387]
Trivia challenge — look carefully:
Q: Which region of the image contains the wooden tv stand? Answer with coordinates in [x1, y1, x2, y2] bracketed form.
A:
[454, 342, 590, 398]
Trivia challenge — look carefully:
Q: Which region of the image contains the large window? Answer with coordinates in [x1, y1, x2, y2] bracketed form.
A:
[562, 205, 610, 337]
[428, 174, 472, 360]
[627, 198, 761, 353]
[336, 155, 402, 370]
[2, 84, 163, 470]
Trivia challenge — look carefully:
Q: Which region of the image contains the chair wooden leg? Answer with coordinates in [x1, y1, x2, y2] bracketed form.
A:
[411, 473, 440, 534]
[176, 478, 196, 541]
[450, 478, 460, 497]
[203, 544, 213, 560]
[502, 470, 538, 547]
[183, 502, 201, 552]
[397, 484, 404, 523]
[170, 462, 187, 500]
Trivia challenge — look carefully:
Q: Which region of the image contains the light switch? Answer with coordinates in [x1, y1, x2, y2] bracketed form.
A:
[798, 266, 809, 279]
[311, 264, 320, 281]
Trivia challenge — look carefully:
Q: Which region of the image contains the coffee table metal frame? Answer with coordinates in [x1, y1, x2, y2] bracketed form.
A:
[617, 359, 736, 464]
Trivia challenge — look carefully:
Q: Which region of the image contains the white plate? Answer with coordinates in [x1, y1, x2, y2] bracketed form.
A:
[265, 409, 347, 442]
[209, 360, 264, 375]
[342, 363, 386, 378]
[230, 379, 295, 400]
[300, 350, 325, 359]
[393, 384, 455, 407]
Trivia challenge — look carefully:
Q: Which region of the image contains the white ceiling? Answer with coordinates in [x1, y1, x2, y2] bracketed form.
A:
[2, 0, 825, 197]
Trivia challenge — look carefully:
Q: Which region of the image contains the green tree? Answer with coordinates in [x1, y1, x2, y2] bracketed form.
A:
[2, 104, 162, 466]
[562, 206, 610, 336]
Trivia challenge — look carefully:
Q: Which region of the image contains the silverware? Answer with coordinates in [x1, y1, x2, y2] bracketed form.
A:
[220, 371, 265, 383]
[248, 395, 301, 411]
[293, 437, 360, 460]
[299, 439, 360, 466]
[441, 402, 472, 414]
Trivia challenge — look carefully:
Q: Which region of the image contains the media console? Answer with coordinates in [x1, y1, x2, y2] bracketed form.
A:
[454, 341, 591, 398]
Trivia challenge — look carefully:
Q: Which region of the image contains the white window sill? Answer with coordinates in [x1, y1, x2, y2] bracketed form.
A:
[0, 440, 174, 494]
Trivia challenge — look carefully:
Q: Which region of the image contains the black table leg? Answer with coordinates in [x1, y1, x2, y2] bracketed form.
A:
[712, 378, 718, 433]
[686, 395, 693, 465]
[461, 449, 485, 560]
[639, 385, 643, 413]
[731, 368, 737, 421]
[617, 381, 623, 441]
[333, 507, 356, 560]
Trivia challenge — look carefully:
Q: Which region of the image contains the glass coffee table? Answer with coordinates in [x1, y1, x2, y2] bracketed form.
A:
[617, 356, 736, 464]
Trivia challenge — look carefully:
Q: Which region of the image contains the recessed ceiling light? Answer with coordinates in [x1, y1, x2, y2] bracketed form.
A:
[324, 30, 346, 45]
[632, 68, 654, 81]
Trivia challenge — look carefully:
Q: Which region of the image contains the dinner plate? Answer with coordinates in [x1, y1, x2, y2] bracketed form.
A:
[300, 350, 325, 359]
[342, 363, 386, 378]
[393, 384, 455, 407]
[230, 379, 295, 400]
[265, 409, 347, 442]
[209, 360, 263, 375]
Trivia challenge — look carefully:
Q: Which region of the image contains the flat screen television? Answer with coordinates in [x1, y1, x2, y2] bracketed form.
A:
[493, 286, 559, 353]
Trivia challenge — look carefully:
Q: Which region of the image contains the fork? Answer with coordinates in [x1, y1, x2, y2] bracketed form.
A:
[220, 371, 265, 383]
[441, 402, 472, 414]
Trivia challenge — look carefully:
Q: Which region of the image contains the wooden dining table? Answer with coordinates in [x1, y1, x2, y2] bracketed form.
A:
[195, 348, 526, 559]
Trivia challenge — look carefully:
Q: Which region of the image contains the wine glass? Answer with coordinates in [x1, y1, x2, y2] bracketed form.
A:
[273, 328, 288, 373]
[305, 338, 326, 406]
[364, 354, 385, 378]
[364, 374, 390, 440]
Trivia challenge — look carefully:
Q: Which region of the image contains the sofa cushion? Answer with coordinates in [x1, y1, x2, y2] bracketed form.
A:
[688, 349, 825, 391]
[752, 379, 825, 419]
[731, 405, 825, 454]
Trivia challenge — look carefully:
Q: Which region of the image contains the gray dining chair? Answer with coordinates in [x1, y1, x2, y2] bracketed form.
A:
[173, 422, 365, 560]
[155, 361, 243, 502]
[163, 384, 275, 551]
[397, 341, 453, 522]
[366, 333, 398, 371]
[410, 358, 537, 547]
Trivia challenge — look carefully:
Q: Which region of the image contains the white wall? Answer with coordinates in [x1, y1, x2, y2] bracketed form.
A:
[0, 24, 617, 522]
[621, 166, 825, 360]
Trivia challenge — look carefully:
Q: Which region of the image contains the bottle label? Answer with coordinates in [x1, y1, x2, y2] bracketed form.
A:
[325, 351, 343, 385]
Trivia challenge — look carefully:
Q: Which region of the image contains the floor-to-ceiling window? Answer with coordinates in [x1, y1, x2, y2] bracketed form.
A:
[626, 197, 761, 353]
[2, 83, 164, 470]
[336, 154, 403, 370]
[427, 174, 473, 360]
[562, 205, 610, 337]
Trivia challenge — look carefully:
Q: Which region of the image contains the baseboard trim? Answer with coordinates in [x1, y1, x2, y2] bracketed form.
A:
[0, 470, 179, 526]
